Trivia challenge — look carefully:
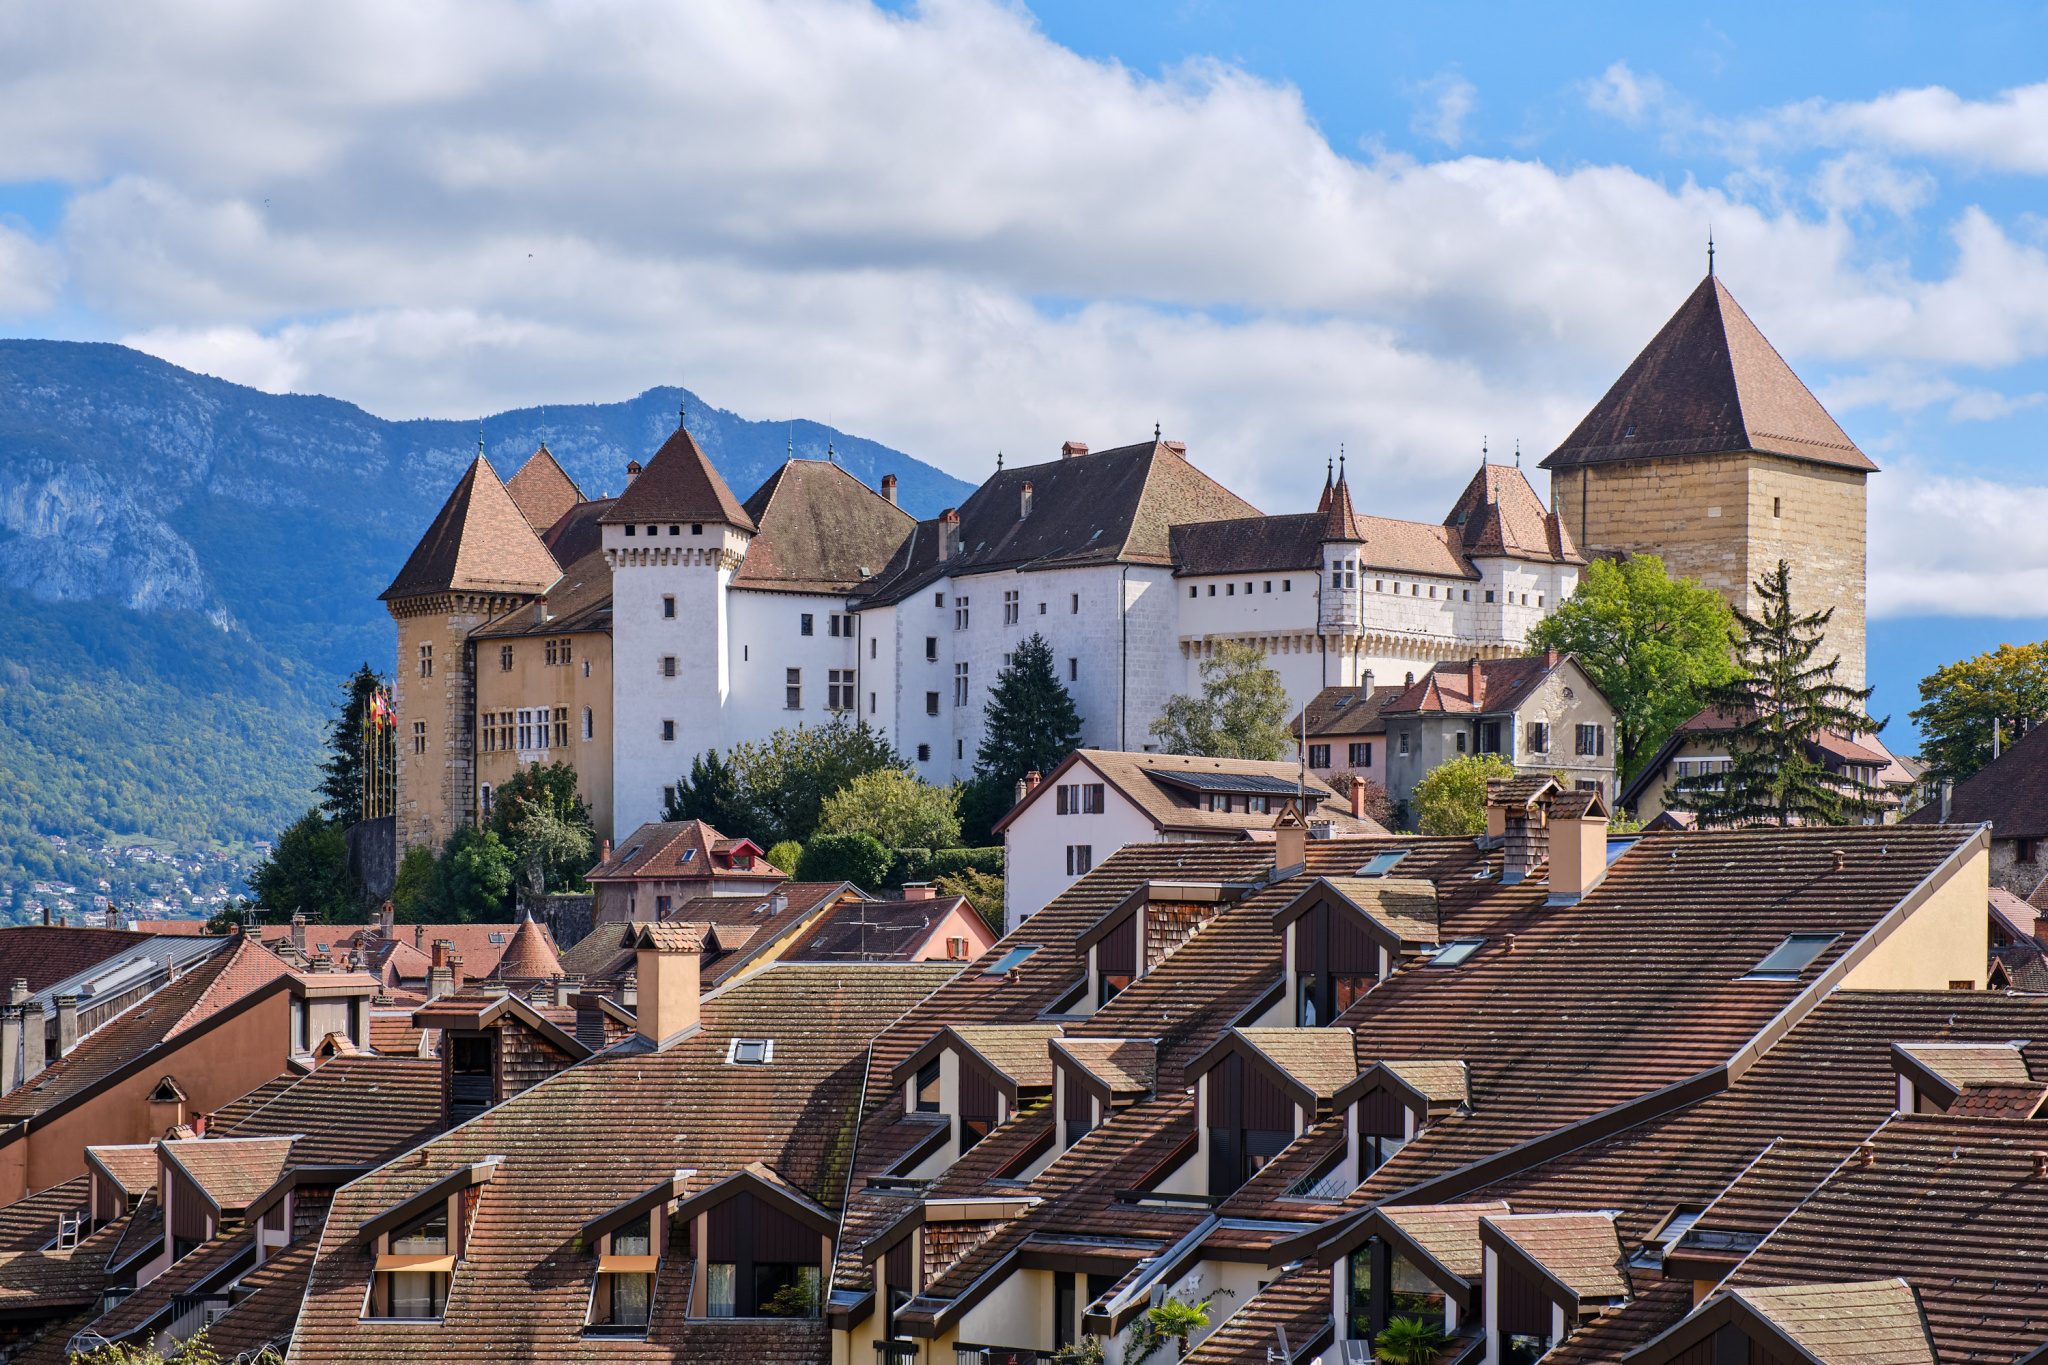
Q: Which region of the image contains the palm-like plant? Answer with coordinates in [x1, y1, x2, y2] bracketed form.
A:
[1375, 1314, 1450, 1365]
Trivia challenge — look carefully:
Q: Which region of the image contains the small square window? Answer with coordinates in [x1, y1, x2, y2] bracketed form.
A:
[800, 614, 814, 636]
[1190, 585, 1197, 598]
[935, 592, 946, 608]
[1282, 579, 1290, 591]
[625, 524, 636, 537]
[727, 1038, 773, 1064]
[1207, 584, 1215, 597]
[917, 743, 931, 761]
[669, 524, 680, 535]
[691, 523, 703, 535]
[1485, 590, 1495, 603]
[1746, 933, 1840, 980]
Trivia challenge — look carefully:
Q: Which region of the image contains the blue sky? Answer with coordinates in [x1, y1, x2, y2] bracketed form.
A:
[1, 0, 2044, 744]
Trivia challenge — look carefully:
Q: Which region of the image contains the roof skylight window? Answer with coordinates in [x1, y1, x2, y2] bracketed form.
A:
[985, 945, 1041, 975]
[1429, 938, 1485, 969]
[678, 849, 695, 862]
[1745, 933, 1839, 981]
[726, 1038, 774, 1065]
[1360, 851, 1409, 877]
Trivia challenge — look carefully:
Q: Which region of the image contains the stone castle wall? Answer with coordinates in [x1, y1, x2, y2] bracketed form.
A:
[392, 593, 531, 856]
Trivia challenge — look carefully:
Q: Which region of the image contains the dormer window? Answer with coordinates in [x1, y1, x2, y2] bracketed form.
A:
[368, 1206, 453, 1320]
[915, 1060, 941, 1113]
[588, 1211, 657, 1333]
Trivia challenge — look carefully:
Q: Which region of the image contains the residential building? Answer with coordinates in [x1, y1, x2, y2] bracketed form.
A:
[1290, 683, 1403, 791]
[1540, 272, 1875, 691]
[787, 884, 998, 966]
[1904, 718, 2048, 895]
[1623, 705, 1906, 828]
[992, 749, 1381, 931]
[1377, 651, 1617, 809]
[584, 820, 786, 924]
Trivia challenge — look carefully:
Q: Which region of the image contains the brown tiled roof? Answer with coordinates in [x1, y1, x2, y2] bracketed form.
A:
[1307, 876, 1439, 945]
[84, 1144, 158, 1199]
[733, 460, 916, 594]
[0, 926, 167, 997]
[1483, 1211, 1630, 1300]
[1382, 652, 1575, 716]
[1542, 275, 1876, 474]
[213, 1056, 442, 1166]
[1379, 1199, 1508, 1282]
[380, 455, 564, 600]
[540, 496, 616, 569]
[858, 439, 1259, 606]
[504, 445, 584, 535]
[992, 748, 1367, 837]
[1354, 513, 1475, 578]
[0, 936, 294, 1122]
[1443, 462, 1585, 564]
[1051, 1038, 1156, 1099]
[588, 821, 781, 883]
[161, 1136, 297, 1212]
[489, 916, 564, 981]
[1168, 512, 1325, 575]
[1237, 1028, 1357, 1099]
[790, 894, 982, 963]
[600, 423, 756, 530]
[1376, 1059, 1470, 1107]
[1179, 1262, 1332, 1364]
[1990, 887, 2038, 944]
[468, 546, 611, 641]
[86, 1224, 256, 1340]
[1904, 717, 2048, 837]
[1894, 1040, 2032, 1089]
[1945, 1082, 2047, 1118]
[1721, 1280, 1935, 1365]
[201, 1233, 319, 1359]
[947, 1025, 1064, 1090]
[635, 922, 707, 952]
[293, 962, 956, 1365]
[1291, 684, 1401, 740]
[0, 1175, 89, 1252]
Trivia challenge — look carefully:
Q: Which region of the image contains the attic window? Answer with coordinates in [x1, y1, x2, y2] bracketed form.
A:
[727, 1038, 774, 1065]
[1745, 933, 1839, 981]
[678, 849, 695, 863]
[985, 945, 1041, 976]
[1360, 851, 1409, 877]
[1429, 938, 1485, 969]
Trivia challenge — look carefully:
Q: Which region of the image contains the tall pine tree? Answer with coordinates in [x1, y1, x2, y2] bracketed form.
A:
[1670, 561, 1885, 827]
[976, 633, 1084, 788]
[318, 664, 389, 827]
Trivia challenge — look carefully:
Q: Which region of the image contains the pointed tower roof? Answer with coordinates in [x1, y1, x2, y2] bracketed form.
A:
[1541, 276, 1875, 474]
[380, 456, 564, 601]
[1444, 465, 1584, 565]
[1322, 463, 1362, 542]
[492, 908, 564, 983]
[1316, 461, 1334, 515]
[601, 422, 756, 531]
[505, 444, 584, 535]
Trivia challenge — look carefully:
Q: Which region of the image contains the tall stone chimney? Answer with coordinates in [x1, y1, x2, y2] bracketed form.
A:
[55, 995, 77, 1057]
[937, 509, 960, 561]
[290, 913, 307, 953]
[633, 924, 704, 1049]
[0, 1008, 19, 1095]
[20, 1000, 45, 1082]
[1020, 482, 1034, 519]
[881, 474, 898, 506]
[429, 940, 453, 1000]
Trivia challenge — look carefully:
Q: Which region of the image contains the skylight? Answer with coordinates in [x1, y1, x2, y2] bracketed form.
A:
[1360, 851, 1409, 877]
[726, 1038, 774, 1065]
[1745, 934, 1839, 981]
[1429, 938, 1485, 969]
[986, 945, 1041, 975]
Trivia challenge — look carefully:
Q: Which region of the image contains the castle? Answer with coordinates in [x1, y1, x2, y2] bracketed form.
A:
[380, 272, 1872, 850]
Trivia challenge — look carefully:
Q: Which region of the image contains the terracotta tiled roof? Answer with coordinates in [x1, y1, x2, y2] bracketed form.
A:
[1291, 684, 1401, 740]
[1941, 1082, 2045, 1118]
[213, 1056, 442, 1166]
[601, 422, 756, 530]
[1050, 1038, 1156, 1099]
[503, 444, 584, 535]
[1904, 717, 2048, 837]
[0, 1175, 89, 1252]
[1381, 652, 1575, 716]
[1237, 1028, 1357, 1099]
[1353, 513, 1475, 578]
[161, 1136, 297, 1212]
[858, 439, 1259, 606]
[200, 1232, 319, 1359]
[468, 546, 611, 641]
[1542, 275, 1876, 474]
[380, 455, 564, 600]
[1443, 462, 1585, 565]
[947, 1024, 1064, 1090]
[1990, 887, 2038, 944]
[588, 820, 781, 883]
[164, 934, 296, 1037]
[1376, 1058, 1470, 1107]
[489, 915, 564, 981]
[733, 460, 916, 594]
[84, 1144, 158, 1199]
[85, 1224, 256, 1340]
[1179, 1262, 1332, 1364]
[1483, 1210, 1630, 1299]
[1893, 1040, 2033, 1089]
[791, 894, 983, 963]
[992, 748, 1368, 837]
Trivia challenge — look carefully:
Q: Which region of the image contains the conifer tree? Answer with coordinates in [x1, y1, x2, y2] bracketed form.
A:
[1670, 561, 1885, 827]
[317, 664, 389, 826]
[976, 633, 1084, 788]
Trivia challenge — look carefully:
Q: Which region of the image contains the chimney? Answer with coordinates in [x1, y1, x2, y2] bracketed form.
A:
[881, 473, 898, 506]
[620, 978, 638, 1008]
[9, 980, 26, 1008]
[290, 913, 307, 952]
[770, 891, 788, 916]
[556, 974, 582, 1009]
[1941, 780, 1952, 824]
[634, 928, 703, 1049]
[1362, 669, 1374, 695]
[1545, 794, 1610, 904]
[379, 902, 396, 936]
[1545, 646, 1559, 670]
[1061, 441, 1088, 460]
[1467, 658, 1485, 709]
[1163, 441, 1187, 457]
[937, 509, 960, 561]
[1351, 782, 1367, 822]
[40, 907, 47, 927]
[1025, 770, 1042, 793]
[448, 953, 466, 995]
[902, 883, 936, 902]
[55, 995, 77, 1057]
[1273, 806, 1308, 876]
[414, 924, 424, 949]
[20, 1000, 45, 1082]
[626, 459, 643, 484]
[0, 1008, 18, 1095]
[1016, 778, 1028, 805]
[429, 940, 452, 1000]
[1020, 482, 1034, 519]
[1496, 793, 1549, 886]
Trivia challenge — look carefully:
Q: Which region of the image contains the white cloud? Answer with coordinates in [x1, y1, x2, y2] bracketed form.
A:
[1947, 389, 2046, 423]
[1408, 71, 1477, 148]
[1811, 152, 1935, 217]
[1783, 80, 2048, 176]
[1583, 61, 1669, 126]
[0, 223, 62, 315]
[1870, 466, 2048, 619]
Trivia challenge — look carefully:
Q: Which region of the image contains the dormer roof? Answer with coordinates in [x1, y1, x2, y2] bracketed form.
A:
[1188, 1027, 1358, 1111]
[1890, 1040, 2035, 1111]
[889, 1024, 1064, 1098]
[600, 423, 756, 531]
[1335, 1058, 1470, 1113]
[1628, 1279, 1935, 1365]
[1480, 1210, 1631, 1309]
[1443, 463, 1584, 565]
[380, 456, 563, 601]
[1049, 1037, 1157, 1108]
[1271, 875, 1440, 953]
[504, 444, 585, 535]
[1542, 275, 1875, 474]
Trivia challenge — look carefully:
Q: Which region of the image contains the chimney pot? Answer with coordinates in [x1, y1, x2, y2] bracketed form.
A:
[1858, 1143, 1876, 1169]
[1505, 933, 1517, 952]
[937, 509, 960, 561]
[881, 473, 898, 505]
[1832, 849, 1846, 873]
[1061, 441, 1088, 459]
[8, 980, 26, 1007]
[1024, 770, 1042, 792]
[2034, 1151, 2046, 1178]
[379, 902, 396, 935]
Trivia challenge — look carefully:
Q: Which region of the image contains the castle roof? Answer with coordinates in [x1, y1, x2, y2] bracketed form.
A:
[540, 498, 614, 567]
[504, 445, 584, 535]
[600, 422, 756, 531]
[380, 456, 563, 601]
[1542, 275, 1876, 474]
[733, 459, 916, 595]
[1444, 463, 1584, 565]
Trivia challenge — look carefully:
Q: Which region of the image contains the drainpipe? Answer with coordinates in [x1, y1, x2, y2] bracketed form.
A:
[1119, 566, 1129, 751]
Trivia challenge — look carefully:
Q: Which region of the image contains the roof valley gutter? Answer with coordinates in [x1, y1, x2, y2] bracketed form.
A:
[834, 1035, 878, 1309]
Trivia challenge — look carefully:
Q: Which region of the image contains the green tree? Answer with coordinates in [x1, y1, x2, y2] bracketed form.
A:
[818, 768, 962, 850]
[664, 749, 751, 832]
[391, 844, 439, 921]
[934, 865, 1005, 936]
[1527, 555, 1738, 782]
[1149, 641, 1292, 760]
[488, 762, 595, 894]
[248, 807, 358, 922]
[1411, 754, 1516, 836]
[954, 773, 1016, 847]
[726, 717, 901, 847]
[1669, 561, 1885, 827]
[1376, 1315, 1451, 1364]
[317, 663, 391, 827]
[1910, 641, 2048, 783]
[795, 831, 893, 890]
[765, 840, 804, 877]
[976, 634, 1084, 788]
[432, 824, 517, 922]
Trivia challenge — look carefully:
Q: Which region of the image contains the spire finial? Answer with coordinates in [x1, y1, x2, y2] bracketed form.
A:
[541, 405, 547, 451]
[1708, 225, 1715, 278]
[788, 421, 793, 460]
[478, 420, 485, 460]
[1515, 438, 1521, 468]
[1155, 422, 1161, 442]
[678, 396, 686, 430]
[1482, 435, 1488, 467]
[1338, 442, 1345, 481]
[997, 450, 1004, 471]
[827, 441, 835, 463]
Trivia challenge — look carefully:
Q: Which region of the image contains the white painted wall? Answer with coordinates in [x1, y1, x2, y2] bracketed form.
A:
[955, 1266, 1055, 1353]
[1002, 756, 1160, 933]
[725, 589, 862, 747]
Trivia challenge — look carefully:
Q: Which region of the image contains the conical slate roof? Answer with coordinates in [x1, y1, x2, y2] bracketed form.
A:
[602, 422, 756, 531]
[505, 444, 584, 535]
[1541, 276, 1875, 474]
[380, 456, 564, 601]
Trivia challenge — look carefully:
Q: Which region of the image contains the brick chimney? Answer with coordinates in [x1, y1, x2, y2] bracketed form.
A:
[1545, 646, 1559, 670]
[1546, 792, 1610, 904]
[1351, 782, 1367, 822]
[1062, 441, 1088, 459]
[379, 902, 396, 936]
[634, 925, 704, 1049]
[1163, 441, 1187, 457]
[1467, 658, 1485, 709]
[448, 953, 466, 995]
[429, 940, 453, 1000]
[55, 995, 77, 1057]
[881, 473, 898, 506]
[1020, 482, 1034, 519]
[937, 509, 960, 561]
[626, 459, 642, 484]
[290, 913, 307, 953]
[1024, 770, 1042, 793]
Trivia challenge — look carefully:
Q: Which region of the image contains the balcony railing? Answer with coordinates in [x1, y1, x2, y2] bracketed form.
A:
[875, 1341, 922, 1363]
[956, 1346, 1049, 1365]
